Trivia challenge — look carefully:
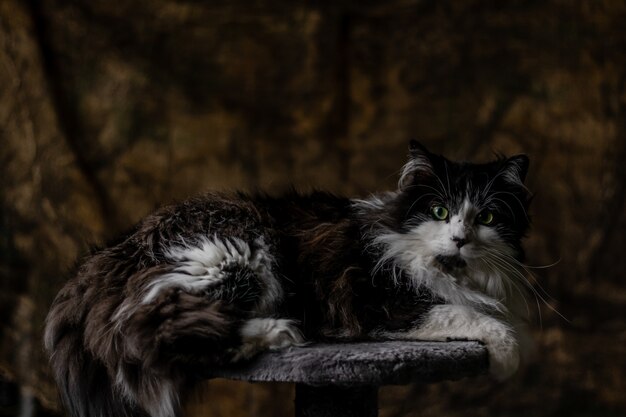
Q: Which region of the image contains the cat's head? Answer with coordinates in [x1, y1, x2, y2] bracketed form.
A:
[371, 140, 532, 303]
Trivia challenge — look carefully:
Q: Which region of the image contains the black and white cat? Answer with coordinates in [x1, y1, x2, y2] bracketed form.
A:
[44, 141, 533, 417]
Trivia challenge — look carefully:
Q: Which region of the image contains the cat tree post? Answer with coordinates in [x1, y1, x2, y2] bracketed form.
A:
[208, 341, 489, 417]
[295, 384, 377, 417]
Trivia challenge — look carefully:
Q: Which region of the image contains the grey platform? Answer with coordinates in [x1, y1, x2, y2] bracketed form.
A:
[208, 341, 489, 417]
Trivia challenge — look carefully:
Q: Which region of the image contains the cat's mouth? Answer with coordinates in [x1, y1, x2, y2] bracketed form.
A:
[435, 254, 467, 272]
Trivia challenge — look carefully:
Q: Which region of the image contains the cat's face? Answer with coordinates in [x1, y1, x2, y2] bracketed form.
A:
[387, 141, 531, 279]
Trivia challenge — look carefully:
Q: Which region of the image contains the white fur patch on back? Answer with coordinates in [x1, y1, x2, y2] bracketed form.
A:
[141, 236, 283, 312]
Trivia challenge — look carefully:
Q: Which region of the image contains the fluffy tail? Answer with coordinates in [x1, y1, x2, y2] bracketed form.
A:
[44, 325, 145, 417]
[44, 280, 240, 417]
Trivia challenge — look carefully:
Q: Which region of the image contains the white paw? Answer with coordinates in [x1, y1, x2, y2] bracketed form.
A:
[246, 318, 305, 350]
[485, 337, 520, 380]
[233, 318, 305, 361]
[398, 305, 522, 380]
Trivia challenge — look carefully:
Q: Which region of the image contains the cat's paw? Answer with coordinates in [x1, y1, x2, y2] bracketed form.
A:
[232, 318, 305, 361]
[485, 336, 520, 381]
[469, 315, 520, 380]
[441, 334, 518, 378]
[253, 318, 305, 350]
[405, 305, 521, 380]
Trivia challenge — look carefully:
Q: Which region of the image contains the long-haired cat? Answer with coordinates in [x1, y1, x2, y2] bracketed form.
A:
[44, 141, 533, 417]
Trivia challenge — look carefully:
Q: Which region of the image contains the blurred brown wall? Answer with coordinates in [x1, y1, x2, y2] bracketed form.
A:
[1, 1, 625, 416]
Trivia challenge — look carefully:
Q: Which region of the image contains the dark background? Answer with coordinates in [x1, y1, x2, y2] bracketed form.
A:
[1, 1, 625, 416]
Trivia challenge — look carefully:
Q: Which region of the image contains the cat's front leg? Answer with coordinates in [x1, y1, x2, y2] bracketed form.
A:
[380, 304, 520, 380]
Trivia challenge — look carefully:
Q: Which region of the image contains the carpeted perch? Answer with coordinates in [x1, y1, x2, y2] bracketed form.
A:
[208, 341, 489, 417]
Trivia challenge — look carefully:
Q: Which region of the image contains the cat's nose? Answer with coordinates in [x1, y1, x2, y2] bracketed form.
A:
[452, 236, 468, 248]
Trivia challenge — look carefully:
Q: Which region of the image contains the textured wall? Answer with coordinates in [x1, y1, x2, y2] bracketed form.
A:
[1, 1, 625, 416]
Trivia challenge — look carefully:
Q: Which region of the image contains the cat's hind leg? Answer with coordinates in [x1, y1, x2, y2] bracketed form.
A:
[109, 235, 291, 416]
[126, 235, 297, 362]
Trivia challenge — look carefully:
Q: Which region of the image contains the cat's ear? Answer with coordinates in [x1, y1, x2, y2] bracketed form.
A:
[399, 140, 434, 190]
[501, 154, 530, 185]
[408, 139, 430, 159]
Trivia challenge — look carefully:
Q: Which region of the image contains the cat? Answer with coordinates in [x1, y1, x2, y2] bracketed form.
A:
[44, 140, 533, 417]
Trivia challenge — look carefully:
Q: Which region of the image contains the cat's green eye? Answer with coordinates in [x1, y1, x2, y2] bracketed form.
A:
[431, 205, 449, 221]
[477, 211, 494, 225]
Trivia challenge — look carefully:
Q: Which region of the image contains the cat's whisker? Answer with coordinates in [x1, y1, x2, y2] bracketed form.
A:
[480, 257, 532, 320]
[487, 191, 530, 223]
[485, 251, 569, 323]
[484, 253, 539, 298]
[443, 161, 452, 199]
[516, 260, 562, 270]
[404, 193, 441, 217]
[385, 166, 408, 183]
[480, 167, 510, 197]
[492, 251, 561, 302]
[488, 197, 517, 223]
[400, 184, 446, 200]
[482, 253, 543, 327]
